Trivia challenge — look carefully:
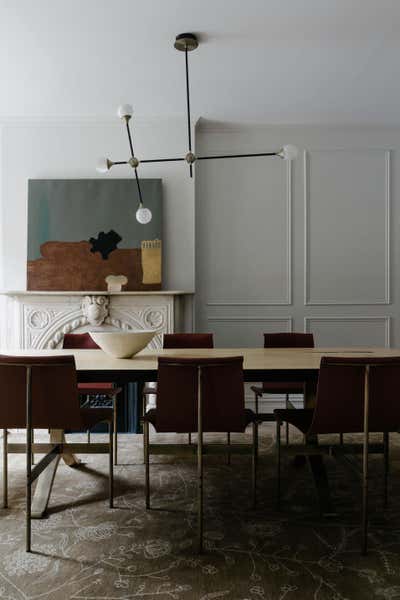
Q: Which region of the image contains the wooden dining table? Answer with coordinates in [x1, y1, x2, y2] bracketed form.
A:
[4, 346, 400, 518]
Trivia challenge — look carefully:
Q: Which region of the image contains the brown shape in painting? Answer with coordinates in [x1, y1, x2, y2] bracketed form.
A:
[27, 240, 162, 291]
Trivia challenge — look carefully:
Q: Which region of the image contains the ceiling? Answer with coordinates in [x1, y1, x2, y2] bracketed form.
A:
[1, 0, 400, 124]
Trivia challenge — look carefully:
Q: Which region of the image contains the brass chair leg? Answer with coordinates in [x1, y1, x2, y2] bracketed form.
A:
[26, 426, 32, 552]
[86, 394, 91, 445]
[383, 432, 389, 508]
[144, 420, 150, 509]
[3, 429, 8, 509]
[361, 366, 370, 555]
[197, 367, 203, 554]
[276, 419, 281, 511]
[252, 422, 258, 508]
[362, 434, 369, 555]
[109, 420, 114, 508]
[26, 366, 32, 553]
[197, 434, 203, 554]
[142, 392, 146, 464]
[113, 397, 118, 466]
[31, 429, 35, 465]
[285, 394, 289, 444]
[227, 432, 231, 465]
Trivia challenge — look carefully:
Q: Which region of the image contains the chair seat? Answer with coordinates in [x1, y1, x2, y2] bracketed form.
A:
[78, 383, 121, 397]
[80, 407, 113, 428]
[274, 408, 314, 434]
[251, 382, 306, 395]
[144, 408, 257, 431]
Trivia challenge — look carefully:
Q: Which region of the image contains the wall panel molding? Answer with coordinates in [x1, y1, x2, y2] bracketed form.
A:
[304, 148, 391, 305]
[304, 316, 391, 347]
[206, 160, 293, 306]
[207, 316, 293, 327]
[207, 316, 293, 346]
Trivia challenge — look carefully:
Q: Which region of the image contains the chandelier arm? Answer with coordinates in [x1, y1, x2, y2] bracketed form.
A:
[113, 161, 128, 165]
[185, 46, 193, 178]
[133, 168, 144, 204]
[140, 157, 186, 164]
[197, 152, 278, 160]
[124, 117, 145, 205]
[125, 120, 136, 158]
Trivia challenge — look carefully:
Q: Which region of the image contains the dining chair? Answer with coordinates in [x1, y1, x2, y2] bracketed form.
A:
[63, 333, 121, 464]
[0, 354, 114, 552]
[251, 332, 314, 443]
[143, 333, 214, 446]
[143, 355, 258, 553]
[274, 355, 400, 554]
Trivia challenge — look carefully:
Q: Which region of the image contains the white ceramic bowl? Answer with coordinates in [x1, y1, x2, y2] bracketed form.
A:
[89, 330, 156, 358]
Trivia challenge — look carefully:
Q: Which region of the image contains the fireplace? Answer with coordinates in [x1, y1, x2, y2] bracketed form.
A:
[0, 291, 192, 350]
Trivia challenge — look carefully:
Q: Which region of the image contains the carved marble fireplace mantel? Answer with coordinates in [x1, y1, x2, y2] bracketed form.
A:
[0, 291, 193, 350]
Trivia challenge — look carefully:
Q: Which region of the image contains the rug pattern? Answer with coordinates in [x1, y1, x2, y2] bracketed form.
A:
[0, 427, 399, 600]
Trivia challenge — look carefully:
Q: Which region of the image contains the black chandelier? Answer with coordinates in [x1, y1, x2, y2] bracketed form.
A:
[97, 33, 298, 224]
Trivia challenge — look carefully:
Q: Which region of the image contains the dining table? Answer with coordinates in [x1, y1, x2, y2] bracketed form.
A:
[3, 345, 400, 519]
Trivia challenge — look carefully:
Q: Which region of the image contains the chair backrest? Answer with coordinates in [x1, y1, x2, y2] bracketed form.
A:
[63, 332, 99, 349]
[0, 355, 82, 429]
[155, 356, 245, 433]
[309, 356, 400, 435]
[163, 333, 214, 349]
[264, 332, 314, 348]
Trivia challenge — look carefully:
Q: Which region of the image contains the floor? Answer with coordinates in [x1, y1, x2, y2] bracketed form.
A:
[0, 425, 399, 600]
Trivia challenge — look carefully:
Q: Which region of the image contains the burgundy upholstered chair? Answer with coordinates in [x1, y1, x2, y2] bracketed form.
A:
[143, 356, 258, 552]
[251, 332, 315, 443]
[274, 355, 400, 554]
[63, 333, 121, 464]
[0, 354, 114, 552]
[163, 333, 214, 349]
[143, 333, 214, 445]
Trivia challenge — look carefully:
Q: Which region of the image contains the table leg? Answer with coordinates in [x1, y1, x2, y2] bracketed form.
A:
[31, 429, 79, 519]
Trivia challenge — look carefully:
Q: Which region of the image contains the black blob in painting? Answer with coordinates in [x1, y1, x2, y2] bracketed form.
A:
[89, 230, 122, 260]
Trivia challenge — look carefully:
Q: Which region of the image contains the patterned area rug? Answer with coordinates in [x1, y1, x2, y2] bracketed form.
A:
[0, 426, 400, 600]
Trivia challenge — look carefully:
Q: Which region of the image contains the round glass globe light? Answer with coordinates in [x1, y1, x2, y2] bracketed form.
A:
[96, 157, 109, 173]
[117, 104, 133, 119]
[136, 205, 152, 224]
[282, 144, 298, 160]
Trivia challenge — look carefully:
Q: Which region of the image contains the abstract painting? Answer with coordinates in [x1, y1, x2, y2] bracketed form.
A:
[27, 179, 162, 291]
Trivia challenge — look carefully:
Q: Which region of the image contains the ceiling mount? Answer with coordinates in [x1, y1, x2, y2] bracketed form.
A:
[174, 33, 199, 52]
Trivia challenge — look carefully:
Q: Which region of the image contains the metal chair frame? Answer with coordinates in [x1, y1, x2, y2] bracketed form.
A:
[143, 361, 258, 553]
[1, 361, 114, 553]
[275, 361, 394, 555]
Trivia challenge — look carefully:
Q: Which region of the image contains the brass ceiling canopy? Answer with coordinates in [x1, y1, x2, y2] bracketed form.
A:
[174, 33, 199, 52]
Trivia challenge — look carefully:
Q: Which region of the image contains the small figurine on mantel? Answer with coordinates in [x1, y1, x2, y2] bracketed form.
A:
[105, 275, 128, 292]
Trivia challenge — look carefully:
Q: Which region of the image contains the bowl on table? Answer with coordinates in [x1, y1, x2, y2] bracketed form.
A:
[89, 330, 156, 358]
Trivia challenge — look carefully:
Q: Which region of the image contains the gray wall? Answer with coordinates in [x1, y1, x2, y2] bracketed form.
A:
[195, 123, 398, 350]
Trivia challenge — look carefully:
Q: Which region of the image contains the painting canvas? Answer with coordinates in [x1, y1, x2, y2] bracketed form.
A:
[27, 179, 162, 291]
